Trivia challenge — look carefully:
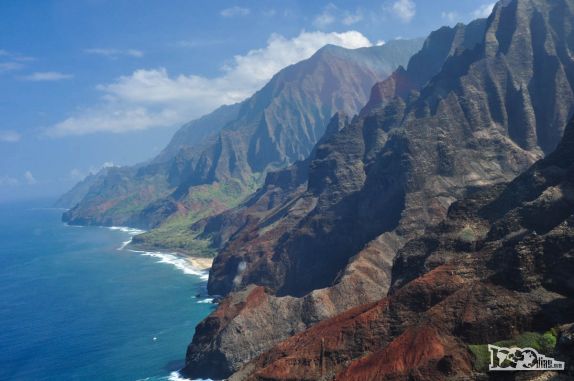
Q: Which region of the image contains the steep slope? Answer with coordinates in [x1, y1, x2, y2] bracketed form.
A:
[208, 0, 574, 299]
[54, 167, 113, 209]
[55, 104, 240, 210]
[230, 114, 574, 381]
[202, 17, 489, 293]
[62, 39, 424, 250]
[153, 103, 241, 163]
[184, 0, 574, 378]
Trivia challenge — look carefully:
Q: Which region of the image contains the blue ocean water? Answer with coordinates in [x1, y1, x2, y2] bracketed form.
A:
[0, 200, 215, 381]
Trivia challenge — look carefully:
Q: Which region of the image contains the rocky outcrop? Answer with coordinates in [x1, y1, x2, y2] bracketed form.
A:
[184, 0, 574, 378]
[228, 113, 574, 381]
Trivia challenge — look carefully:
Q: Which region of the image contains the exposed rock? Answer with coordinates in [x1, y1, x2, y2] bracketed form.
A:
[184, 0, 574, 378]
[62, 39, 424, 236]
[229, 114, 574, 381]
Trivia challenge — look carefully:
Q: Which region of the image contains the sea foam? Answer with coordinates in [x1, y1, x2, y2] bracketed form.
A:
[106, 226, 209, 280]
[107, 226, 146, 250]
[134, 251, 209, 281]
[168, 371, 212, 381]
[108, 226, 146, 235]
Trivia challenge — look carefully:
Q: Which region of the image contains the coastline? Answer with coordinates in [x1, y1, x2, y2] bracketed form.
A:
[69, 223, 214, 277]
[182, 256, 213, 271]
[126, 241, 214, 273]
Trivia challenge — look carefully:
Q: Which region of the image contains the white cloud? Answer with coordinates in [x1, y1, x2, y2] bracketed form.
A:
[441, 11, 460, 24]
[21, 72, 74, 81]
[313, 4, 337, 28]
[0, 130, 21, 143]
[84, 48, 144, 58]
[46, 30, 373, 137]
[0, 176, 19, 187]
[0, 50, 34, 75]
[69, 168, 84, 181]
[49, 107, 181, 136]
[220, 6, 250, 17]
[0, 62, 24, 73]
[342, 11, 363, 26]
[472, 3, 496, 19]
[391, 0, 416, 23]
[24, 171, 37, 185]
[173, 39, 227, 48]
[68, 161, 116, 181]
[313, 4, 363, 28]
[0, 49, 34, 61]
[262, 9, 277, 17]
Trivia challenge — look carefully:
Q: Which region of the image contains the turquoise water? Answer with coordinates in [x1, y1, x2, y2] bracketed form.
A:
[0, 200, 215, 381]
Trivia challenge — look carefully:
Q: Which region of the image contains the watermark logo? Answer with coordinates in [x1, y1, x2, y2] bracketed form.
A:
[488, 345, 565, 371]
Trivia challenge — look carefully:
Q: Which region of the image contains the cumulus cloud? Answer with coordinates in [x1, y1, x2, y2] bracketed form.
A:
[24, 171, 37, 185]
[472, 3, 496, 19]
[391, 0, 416, 23]
[21, 72, 73, 81]
[84, 48, 144, 58]
[220, 6, 250, 17]
[0, 130, 21, 143]
[441, 11, 460, 24]
[46, 30, 373, 137]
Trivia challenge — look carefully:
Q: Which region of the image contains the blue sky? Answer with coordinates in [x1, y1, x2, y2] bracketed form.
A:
[0, 0, 497, 202]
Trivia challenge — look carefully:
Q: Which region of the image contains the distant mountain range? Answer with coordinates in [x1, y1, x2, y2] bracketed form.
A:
[180, 0, 574, 379]
[59, 38, 424, 253]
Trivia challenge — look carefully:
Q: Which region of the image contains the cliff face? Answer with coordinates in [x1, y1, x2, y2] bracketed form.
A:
[207, 0, 574, 297]
[54, 167, 112, 209]
[61, 39, 423, 247]
[203, 17, 490, 296]
[229, 115, 574, 381]
[184, 0, 574, 378]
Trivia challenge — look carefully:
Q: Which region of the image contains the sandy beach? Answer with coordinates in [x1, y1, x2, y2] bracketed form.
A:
[183, 256, 213, 271]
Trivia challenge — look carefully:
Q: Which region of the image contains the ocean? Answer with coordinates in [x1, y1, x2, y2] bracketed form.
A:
[0, 200, 215, 381]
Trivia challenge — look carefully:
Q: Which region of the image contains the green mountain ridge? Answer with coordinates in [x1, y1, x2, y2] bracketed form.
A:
[59, 38, 424, 253]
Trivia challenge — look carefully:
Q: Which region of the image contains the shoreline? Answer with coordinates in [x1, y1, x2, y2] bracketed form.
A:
[67, 223, 214, 276]
[127, 242, 214, 272]
[182, 256, 213, 271]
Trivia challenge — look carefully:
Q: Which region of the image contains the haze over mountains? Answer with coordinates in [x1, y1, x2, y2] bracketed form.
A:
[57, 0, 574, 380]
[59, 38, 423, 252]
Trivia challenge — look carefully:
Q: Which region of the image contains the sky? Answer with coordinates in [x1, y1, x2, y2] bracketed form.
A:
[0, 0, 497, 202]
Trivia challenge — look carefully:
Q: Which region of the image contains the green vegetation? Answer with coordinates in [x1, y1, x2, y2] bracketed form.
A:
[102, 173, 171, 218]
[132, 176, 261, 257]
[468, 330, 559, 372]
[133, 222, 216, 257]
